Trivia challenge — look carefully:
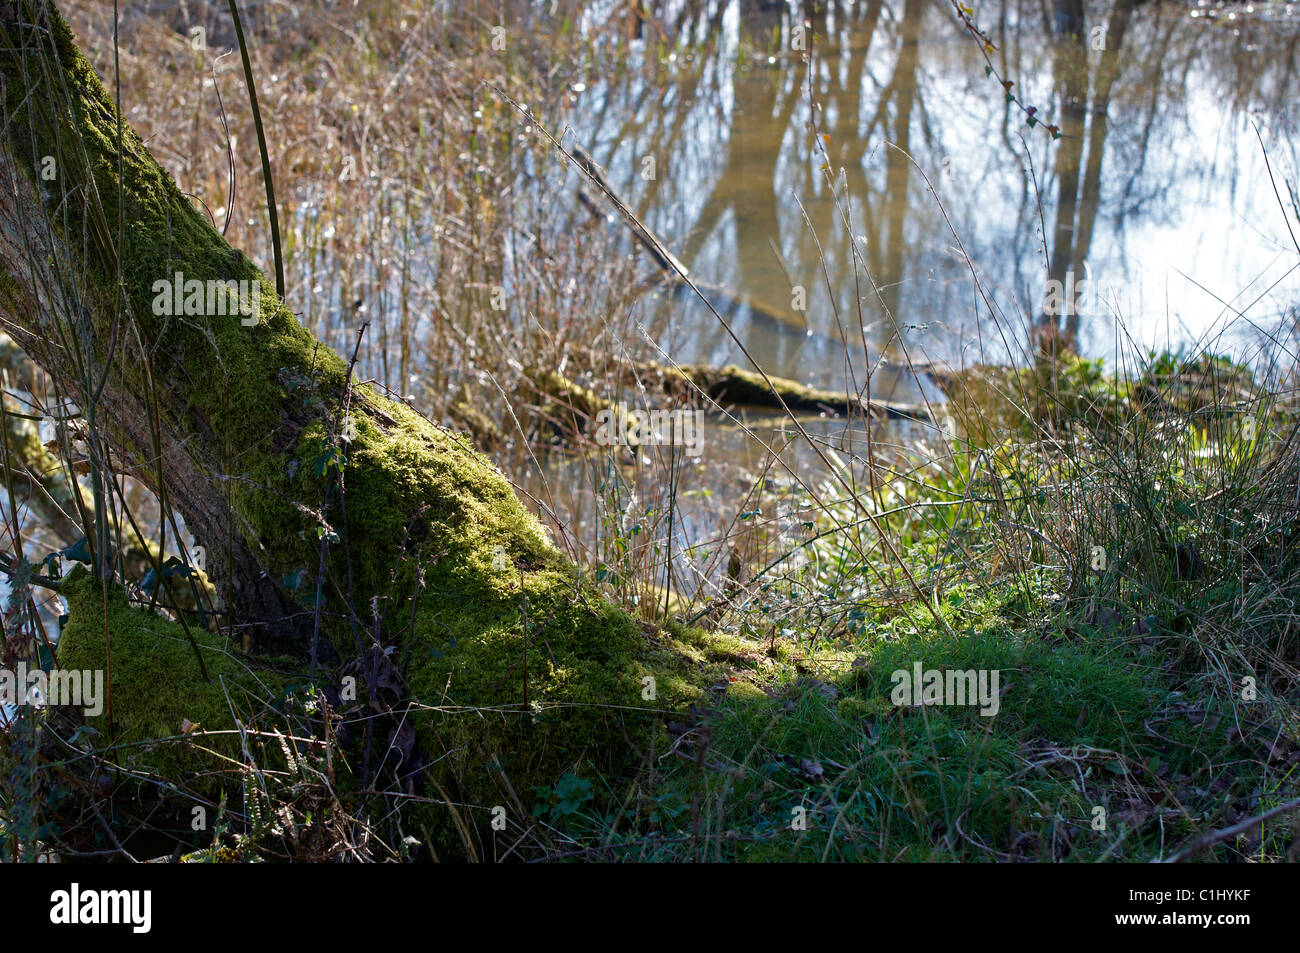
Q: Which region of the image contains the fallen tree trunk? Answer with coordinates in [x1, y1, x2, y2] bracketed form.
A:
[644, 361, 934, 422]
[453, 358, 934, 450]
[0, 1, 310, 629]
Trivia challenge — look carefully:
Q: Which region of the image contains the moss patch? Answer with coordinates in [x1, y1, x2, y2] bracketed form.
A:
[55, 566, 299, 798]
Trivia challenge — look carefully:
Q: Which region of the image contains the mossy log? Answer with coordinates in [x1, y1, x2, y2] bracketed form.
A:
[515, 360, 934, 438]
[448, 359, 933, 456]
[644, 361, 933, 421]
[0, 1, 723, 841]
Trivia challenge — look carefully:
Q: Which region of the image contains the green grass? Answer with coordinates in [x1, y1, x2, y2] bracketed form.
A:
[516, 347, 1300, 863]
[537, 579, 1279, 862]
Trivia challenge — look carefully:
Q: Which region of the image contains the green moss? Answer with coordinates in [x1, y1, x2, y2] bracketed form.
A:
[406, 589, 648, 821]
[55, 566, 299, 797]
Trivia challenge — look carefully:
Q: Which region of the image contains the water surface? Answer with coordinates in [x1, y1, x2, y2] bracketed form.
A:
[557, 0, 1300, 394]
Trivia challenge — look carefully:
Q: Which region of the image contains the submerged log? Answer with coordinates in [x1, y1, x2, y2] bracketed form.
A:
[445, 356, 935, 454]
[647, 361, 934, 422]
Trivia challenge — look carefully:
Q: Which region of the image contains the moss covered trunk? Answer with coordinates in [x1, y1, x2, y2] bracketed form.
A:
[0, 0, 332, 631]
[0, 0, 536, 638]
[0, 2, 708, 827]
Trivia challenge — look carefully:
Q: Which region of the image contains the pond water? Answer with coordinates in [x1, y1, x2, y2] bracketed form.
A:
[514, 0, 1300, 597]
[554, 0, 1299, 396]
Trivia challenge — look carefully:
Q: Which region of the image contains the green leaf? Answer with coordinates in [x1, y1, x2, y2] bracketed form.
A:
[66, 724, 100, 747]
[140, 556, 199, 592]
[35, 639, 56, 673]
[59, 537, 93, 564]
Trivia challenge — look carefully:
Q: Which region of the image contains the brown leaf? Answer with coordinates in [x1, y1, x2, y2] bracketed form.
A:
[799, 759, 825, 783]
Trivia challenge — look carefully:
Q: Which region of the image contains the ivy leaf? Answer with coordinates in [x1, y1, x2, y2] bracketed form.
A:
[34, 639, 55, 673]
[312, 446, 346, 479]
[140, 556, 199, 592]
[59, 537, 93, 564]
[66, 724, 100, 748]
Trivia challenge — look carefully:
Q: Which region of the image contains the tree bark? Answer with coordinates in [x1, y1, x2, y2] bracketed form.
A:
[0, 1, 569, 648]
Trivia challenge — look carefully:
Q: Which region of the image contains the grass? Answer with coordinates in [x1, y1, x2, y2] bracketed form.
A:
[521, 340, 1300, 862]
[588, 581, 1278, 861]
